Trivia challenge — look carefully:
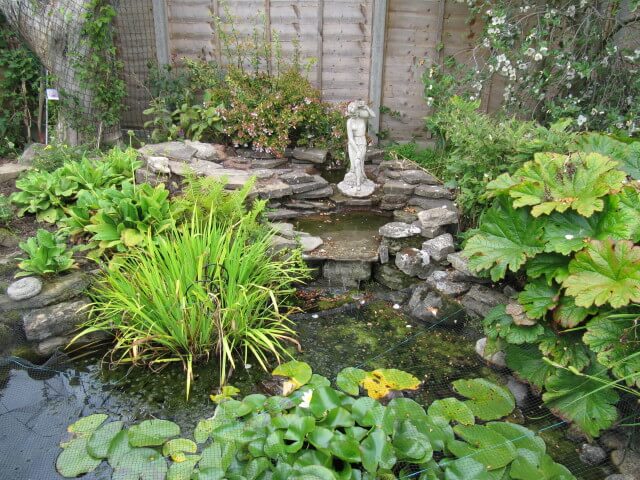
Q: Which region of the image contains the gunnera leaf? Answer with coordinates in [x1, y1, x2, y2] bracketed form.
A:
[538, 330, 591, 371]
[483, 305, 545, 345]
[506, 152, 627, 217]
[618, 186, 640, 243]
[464, 196, 545, 281]
[564, 239, 640, 308]
[577, 132, 640, 180]
[452, 379, 515, 421]
[542, 364, 619, 437]
[552, 295, 595, 328]
[504, 344, 556, 388]
[525, 253, 570, 285]
[583, 313, 640, 388]
[518, 279, 560, 320]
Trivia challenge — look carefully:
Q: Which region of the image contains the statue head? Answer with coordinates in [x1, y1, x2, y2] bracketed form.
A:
[347, 100, 376, 119]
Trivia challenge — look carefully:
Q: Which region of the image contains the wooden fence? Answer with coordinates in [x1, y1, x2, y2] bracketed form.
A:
[115, 0, 485, 142]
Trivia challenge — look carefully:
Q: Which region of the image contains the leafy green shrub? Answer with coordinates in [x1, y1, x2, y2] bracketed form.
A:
[464, 148, 640, 436]
[30, 143, 93, 172]
[17, 229, 75, 277]
[427, 97, 576, 227]
[73, 196, 310, 396]
[56, 362, 575, 479]
[0, 194, 13, 225]
[10, 147, 141, 223]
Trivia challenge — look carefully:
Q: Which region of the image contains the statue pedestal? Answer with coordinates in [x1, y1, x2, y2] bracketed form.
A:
[337, 172, 377, 198]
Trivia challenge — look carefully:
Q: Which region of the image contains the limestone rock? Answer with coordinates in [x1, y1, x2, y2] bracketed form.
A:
[408, 197, 457, 211]
[18, 143, 45, 165]
[462, 285, 510, 319]
[475, 337, 506, 368]
[270, 223, 295, 239]
[579, 444, 607, 466]
[323, 261, 372, 288]
[292, 147, 328, 164]
[407, 284, 443, 321]
[378, 244, 390, 264]
[0, 162, 30, 183]
[6, 277, 43, 301]
[0, 272, 92, 313]
[611, 449, 640, 479]
[395, 248, 431, 279]
[393, 209, 418, 224]
[379, 222, 421, 239]
[380, 236, 424, 255]
[23, 297, 91, 342]
[426, 270, 471, 297]
[422, 234, 455, 263]
[447, 252, 488, 283]
[294, 185, 334, 200]
[506, 377, 529, 407]
[185, 140, 226, 162]
[299, 236, 323, 253]
[417, 207, 459, 229]
[413, 221, 445, 239]
[139, 141, 197, 162]
[374, 264, 417, 291]
[400, 169, 439, 185]
[147, 156, 170, 174]
[383, 180, 415, 196]
[414, 185, 454, 199]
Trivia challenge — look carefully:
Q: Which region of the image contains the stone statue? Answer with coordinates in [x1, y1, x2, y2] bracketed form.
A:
[337, 100, 378, 197]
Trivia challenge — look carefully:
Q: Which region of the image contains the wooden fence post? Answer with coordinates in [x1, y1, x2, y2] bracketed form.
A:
[316, 0, 324, 90]
[368, 0, 388, 142]
[152, 0, 170, 66]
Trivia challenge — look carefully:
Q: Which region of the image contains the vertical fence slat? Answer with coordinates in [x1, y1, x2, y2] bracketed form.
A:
[316, 0, 324, 89]
[369, 0, 388, 141]
[152, 0, 170, 65]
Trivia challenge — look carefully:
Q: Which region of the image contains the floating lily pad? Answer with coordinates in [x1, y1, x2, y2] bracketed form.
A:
[68, 414, 109, 435]
[56, 437, 102, 478]
[427, 398, 475, 425]
[87, 420, 124, 459]
[128, 419, 180, 447]
[452, 378, 515, 420]
[112, 447, 168, 480]
[162, 438, 198, 462]
[273, 361, 313, 395]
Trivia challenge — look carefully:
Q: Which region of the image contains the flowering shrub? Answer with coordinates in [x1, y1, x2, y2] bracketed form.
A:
[425, 1, 640, 134]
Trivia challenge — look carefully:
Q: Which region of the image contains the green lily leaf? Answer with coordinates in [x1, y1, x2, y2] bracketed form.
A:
[162, 438, 198, 462]
[485, 422, 545, 455]
[289, 465, 337, 480]
[329, 432, 361, 463]
[107, 430, 132, 468]
[336, 367, 367, 395]
[56, 437, 101, 478]
[393, 419, 433, 463]
[543, 364, 619, 437]
[351, 397, 385, 427]
[167, 455, 200, 480]
[360, 427, 396, 473]
[309, 386, 341, 417]
[273, 360, 313, 394]
[112, 447, 168, 480]
[448, 424, 517, 470]
[427, 398, 475, 425]
[199, 442, 236, 471]
[128, 419, 180, 447]
[442, 457, 491, 480]
[68, 414, 109, 435]
[510, 449, 575, 480]
[564, 239, 640, 308]
[87, 420, 123, 458]
[452, 378, 515, 421]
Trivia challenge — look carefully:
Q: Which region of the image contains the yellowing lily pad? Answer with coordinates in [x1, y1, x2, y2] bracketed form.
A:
[361, 369, 420, 400]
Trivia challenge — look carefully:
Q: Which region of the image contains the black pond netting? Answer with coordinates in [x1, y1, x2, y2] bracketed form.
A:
[0, 301, 638, 479]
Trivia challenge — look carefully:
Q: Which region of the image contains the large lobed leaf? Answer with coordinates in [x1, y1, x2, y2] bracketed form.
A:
[464, 196, 545, 281]
[564, 239, 640, 308]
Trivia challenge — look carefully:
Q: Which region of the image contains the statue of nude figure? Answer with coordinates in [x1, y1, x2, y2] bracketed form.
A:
[338, 100, 378, 198]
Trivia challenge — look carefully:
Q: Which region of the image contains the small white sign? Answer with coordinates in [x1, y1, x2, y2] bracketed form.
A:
[46, 88, 60, 101]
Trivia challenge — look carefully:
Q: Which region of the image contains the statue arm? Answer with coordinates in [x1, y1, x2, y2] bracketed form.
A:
[346, 119, 356, 150]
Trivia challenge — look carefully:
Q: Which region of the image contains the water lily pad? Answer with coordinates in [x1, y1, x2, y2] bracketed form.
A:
[273, 361, 312, 394]
[112, 447, 168, 480]
[68, 414, 109, 435]
[210, 385, 240, 404]
[452, 378, 515, 420]
[87, 420, 124, 458]
[167, 455, 200, 480]
[427, 398, 475, 425]
[162, 438, 198, 462]
[128, 419, 180, 447]
[56, 437, 101, 478]
[351, 397, 385, 427]
[443, 457, 491, 480]
[336, 367, 367, 395]
[449, 424, 517, 470]
[107, 430, 133, 468]
[361, 369, 421, 400]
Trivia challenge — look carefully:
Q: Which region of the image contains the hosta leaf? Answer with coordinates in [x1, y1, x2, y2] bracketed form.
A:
[507, 152, 626, 217]
[448, 424, 517, 470]
[452, 378, 515, 420]
[505, 344, 555, 388]
[128, 419, 180, 447]
[525, 253, 570, 285]
[518, 279, 560, 319]
[542, 364, 619, 437]
[427, 398, 475, 425]
[538, 331, 591, 371]
[583, 313, 640, 387]
[464, 196, 545, 281]
[484, 305, 545, 345]
[564, 239, 640, 308]
[542, 199, 633, 255]
[56, 437, 101, 478]
[552, 295, 594, 328]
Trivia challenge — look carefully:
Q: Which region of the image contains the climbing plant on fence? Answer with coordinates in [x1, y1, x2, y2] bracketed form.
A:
[426, 0, 640, 134]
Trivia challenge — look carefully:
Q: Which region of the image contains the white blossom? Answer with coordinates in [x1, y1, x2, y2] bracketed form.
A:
[576, 115, 587, 126]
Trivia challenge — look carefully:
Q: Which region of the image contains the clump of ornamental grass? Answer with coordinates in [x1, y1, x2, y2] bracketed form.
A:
[73, 198, 310, 398]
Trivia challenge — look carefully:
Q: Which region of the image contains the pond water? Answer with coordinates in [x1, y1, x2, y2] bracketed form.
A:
[0, 298, 609, 479]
